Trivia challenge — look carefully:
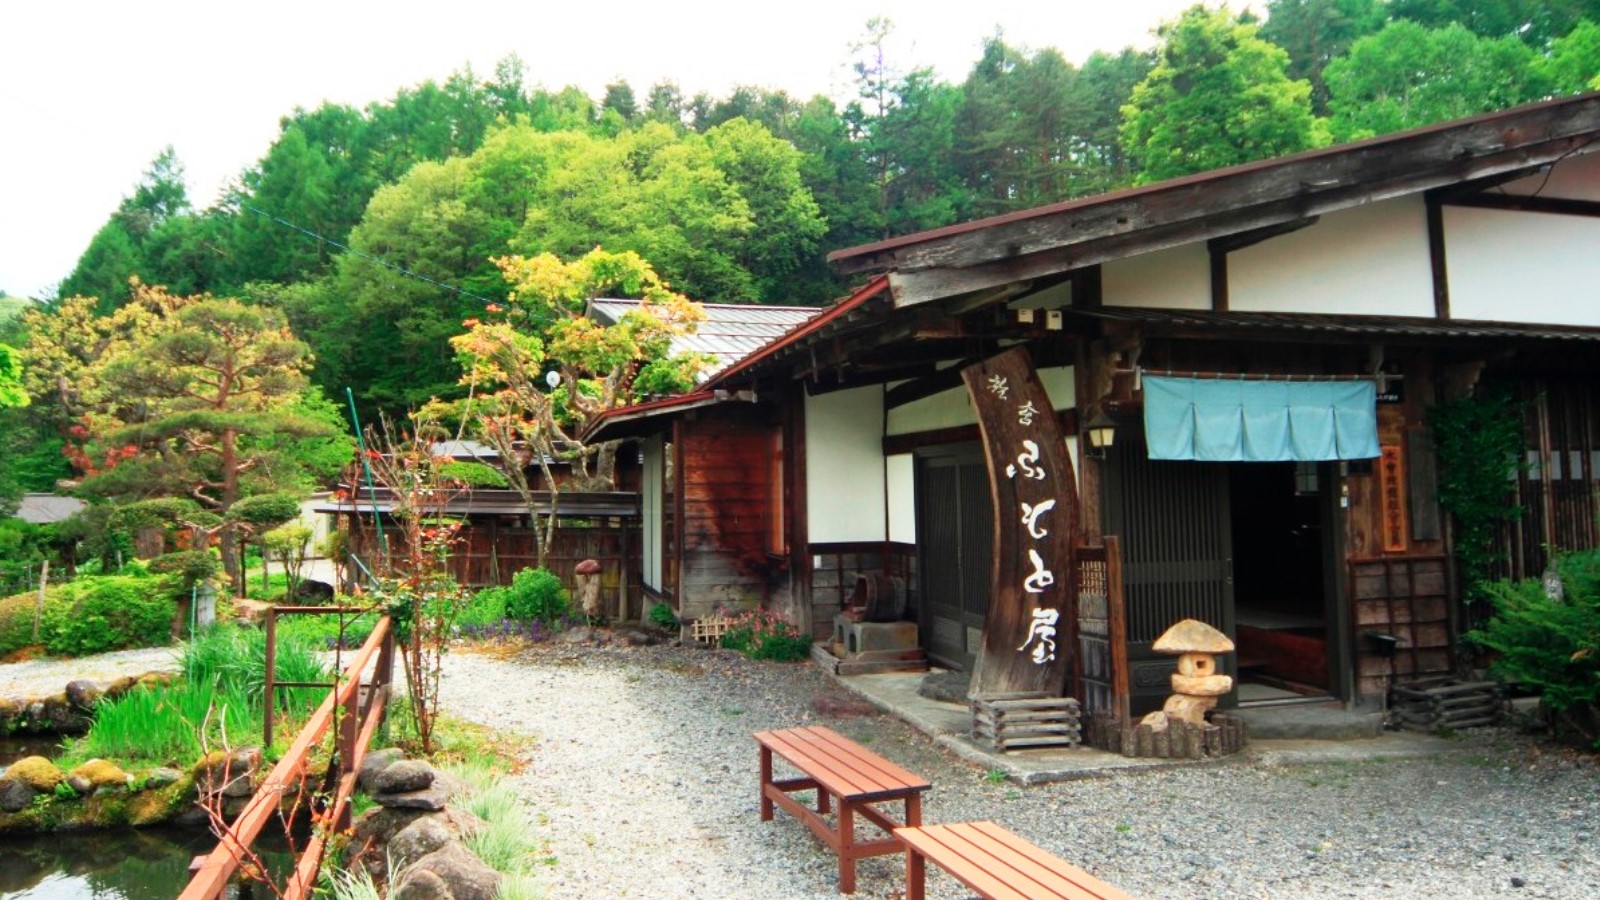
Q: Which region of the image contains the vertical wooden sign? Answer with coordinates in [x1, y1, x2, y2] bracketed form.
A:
[963, 347, 1081, 698]
[1379, 444, 1408, 553]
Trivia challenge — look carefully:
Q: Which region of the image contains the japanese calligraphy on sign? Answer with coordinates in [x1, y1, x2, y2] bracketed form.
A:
[962, 346, 1081, 698]
[1379, 444, 1407, 553]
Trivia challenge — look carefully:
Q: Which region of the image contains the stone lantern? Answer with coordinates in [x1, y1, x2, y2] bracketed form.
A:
[1142, 618, 1234, 727]
[574, 559, 604, 619]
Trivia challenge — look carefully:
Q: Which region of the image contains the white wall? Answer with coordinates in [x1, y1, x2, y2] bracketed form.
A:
[886, 454, 916, 543]
[1498, 150, 1600, 201]
[1230, 197, 1435, 317]
[886, 366, 1076, 436]
[1103, 243, 1210, 309]
[641, 436, 663, 590]
[1444, 207, 1600, 326]
[806, 386, 887, 543]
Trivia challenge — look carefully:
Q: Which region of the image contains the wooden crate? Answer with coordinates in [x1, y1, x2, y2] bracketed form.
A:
[971, 692, 1081, 751]
[1390, 677, 1503, 731]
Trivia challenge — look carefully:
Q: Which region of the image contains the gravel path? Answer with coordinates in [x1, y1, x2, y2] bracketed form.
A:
[439, 643, 1599, 900]
[0, 647, 179, 700]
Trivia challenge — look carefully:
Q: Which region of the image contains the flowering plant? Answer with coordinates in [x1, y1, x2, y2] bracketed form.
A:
[719, 608, 812, 662]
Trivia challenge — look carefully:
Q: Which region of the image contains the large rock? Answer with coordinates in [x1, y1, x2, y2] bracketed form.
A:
[0, 778, 35, 813]
[375, 785, 450, 811]
[70, 759, 130, 791]
[358, 748, 406, 794]
[375, 759, 436, 794]
[388, 815, 456, 871]
[396, 843, 500, 900]
[4, 757, 63, 792]
[65, 680, 103, 710]
[392, 868, 455, 900]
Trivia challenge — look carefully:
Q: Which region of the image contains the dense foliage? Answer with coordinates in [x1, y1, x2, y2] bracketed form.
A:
[719, 608, 813, 662]
[502, 567, 571, 625]
[1428, 385, 1528, 601]
[1469, 549, 1600, 748]
[0, 573, 180, 659]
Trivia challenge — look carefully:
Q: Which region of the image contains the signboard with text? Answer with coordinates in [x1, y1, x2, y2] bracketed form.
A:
[963, 347, 1080, 698]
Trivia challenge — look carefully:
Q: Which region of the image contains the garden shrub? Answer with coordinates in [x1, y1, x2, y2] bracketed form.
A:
[0, 586, 68, 657]
[503, 567, 569, 625]
[1468, 548, 1600, 748]
[720, 608, 812, 662]
[39, 574, 180, 657]
[458, 584, 511, 630]
[648, 601, 679, 632]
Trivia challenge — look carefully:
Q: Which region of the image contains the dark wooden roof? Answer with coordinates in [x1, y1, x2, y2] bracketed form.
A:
[1076, 308, 1600, 343]
[829, 91, 1600, 308]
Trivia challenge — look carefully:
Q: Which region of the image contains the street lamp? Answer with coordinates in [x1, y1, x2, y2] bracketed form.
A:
[1085, 410, 1117, 459]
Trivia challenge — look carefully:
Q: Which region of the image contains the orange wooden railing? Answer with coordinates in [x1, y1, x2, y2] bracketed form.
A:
[179, 614, 394, 900]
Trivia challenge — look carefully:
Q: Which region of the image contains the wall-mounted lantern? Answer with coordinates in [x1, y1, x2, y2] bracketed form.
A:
[1085, 410, 1117, 459]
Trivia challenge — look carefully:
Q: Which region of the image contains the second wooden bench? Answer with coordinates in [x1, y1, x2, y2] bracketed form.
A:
[896, 820, 1136, 900]
[755, 725, 930, 894]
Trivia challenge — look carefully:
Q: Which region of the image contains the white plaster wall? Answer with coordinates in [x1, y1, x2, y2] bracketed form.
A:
[886, 454, 916, 543]
[1103, 243, 1210, 309]
[886, 366, 1076, 436]
[1445, 205, 1600, 326]
[1498, 150, 1600, 201]
[641, 436, 663, 590]
[806, 386, 887, 543]
[1229, 197, 1435, 317]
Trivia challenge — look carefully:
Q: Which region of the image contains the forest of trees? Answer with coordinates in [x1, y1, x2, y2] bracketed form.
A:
[3, 1, 1599, 529]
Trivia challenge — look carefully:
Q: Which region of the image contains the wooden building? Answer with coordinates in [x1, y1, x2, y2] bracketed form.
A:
[587, 93, 1600, 712]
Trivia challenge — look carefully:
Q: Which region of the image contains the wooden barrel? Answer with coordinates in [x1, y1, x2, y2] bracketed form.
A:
[850, 573, 907, 622]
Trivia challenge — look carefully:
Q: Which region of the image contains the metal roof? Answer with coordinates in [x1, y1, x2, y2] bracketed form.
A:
[587, 299, 822, 374]
[310, 487, 638, 519]
[1075, 308, 1600, 342]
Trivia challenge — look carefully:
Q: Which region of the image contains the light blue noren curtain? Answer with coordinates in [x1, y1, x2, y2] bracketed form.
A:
[1143, 376, 1380, 462]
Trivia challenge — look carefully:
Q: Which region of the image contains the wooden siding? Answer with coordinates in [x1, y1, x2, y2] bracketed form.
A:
[675, 408, 779, 621]
[1349, 556, 1453, 698]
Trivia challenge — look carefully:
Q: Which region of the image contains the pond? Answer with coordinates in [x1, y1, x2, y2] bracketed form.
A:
[0, 827, 300, 900]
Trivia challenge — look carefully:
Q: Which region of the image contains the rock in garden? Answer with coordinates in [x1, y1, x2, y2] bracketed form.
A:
[70, 759, 130, 791]
[0, 777, 37, 813]
[622, 629, 659, 646]
[144, 767, 182, 789]
[375, 785, 451, 811]
[65, 679, 103, 710]
[4, 756, 64, 791]
[388, 815, 456, 870]
[400, 842, 500, 900]
[358, 747, 406, 793]
[67, 775, 93, 795]
[375, 759, 436, 794]
[392, 868, 455, 900]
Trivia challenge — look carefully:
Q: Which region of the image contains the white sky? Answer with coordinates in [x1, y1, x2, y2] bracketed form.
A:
[0, 0, 1230, 301]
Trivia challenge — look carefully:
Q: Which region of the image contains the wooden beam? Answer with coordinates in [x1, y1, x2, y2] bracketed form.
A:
[1439, 192, 1600, 218]
[1207, 216, 1319, 253]
[834, 96, 1600, 277]
[1425, 193, 1451, 320]
[883, 365, 971, 410]
[883, 410, 1077, 456]
[1209, 242, 1230, 313]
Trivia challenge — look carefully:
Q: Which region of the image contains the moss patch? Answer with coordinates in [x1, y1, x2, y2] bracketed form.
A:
[4, 756, 64, 791]
[71, 759, 130, 789]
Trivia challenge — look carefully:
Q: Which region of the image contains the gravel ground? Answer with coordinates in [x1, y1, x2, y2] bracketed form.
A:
[0, 647, 179, 700]
[437, 642, 1599, 900]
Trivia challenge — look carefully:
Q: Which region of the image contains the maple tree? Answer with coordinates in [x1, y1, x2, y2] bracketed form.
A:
[444, 248, 710, 564]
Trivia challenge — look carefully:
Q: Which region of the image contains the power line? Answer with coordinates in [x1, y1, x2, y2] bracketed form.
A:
[237, 202, 500, 306]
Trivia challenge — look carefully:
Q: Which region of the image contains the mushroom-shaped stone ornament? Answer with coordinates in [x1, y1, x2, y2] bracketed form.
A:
[1142, 618, 1234, 727]
[574, 559, 604, 619]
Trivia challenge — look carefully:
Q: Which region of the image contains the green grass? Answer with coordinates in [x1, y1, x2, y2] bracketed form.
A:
[447, 762, 545, 883]
[182, 625, 330, 715]
[71, 680, 256, 768]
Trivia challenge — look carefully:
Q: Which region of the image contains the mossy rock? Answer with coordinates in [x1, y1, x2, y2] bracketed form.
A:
[4, 757, 63, 791]
[0, 764, 199, 834]
[70, 759, 130, 790]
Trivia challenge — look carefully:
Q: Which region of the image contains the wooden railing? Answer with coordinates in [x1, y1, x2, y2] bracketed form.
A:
[179, 614, 394, 900]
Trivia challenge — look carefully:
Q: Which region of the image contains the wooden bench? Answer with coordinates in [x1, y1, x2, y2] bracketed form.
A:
[896, 821, 1137, 900]
[754, 725, 931, 893]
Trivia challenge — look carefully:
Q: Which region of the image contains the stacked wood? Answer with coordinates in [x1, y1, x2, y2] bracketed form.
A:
[1390, 677, 1503, 731]
[1085, 710, 1247, 759]
[971, 693, 1081, 751]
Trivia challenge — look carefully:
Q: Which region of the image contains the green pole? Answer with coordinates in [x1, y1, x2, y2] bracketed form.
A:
[345, 387, 389, 561]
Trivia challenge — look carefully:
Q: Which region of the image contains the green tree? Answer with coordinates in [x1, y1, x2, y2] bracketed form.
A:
[1121, 4, 1322, 184]
[1067, 48, 1155, 194]
[71, 283, 345, 593]
[1541, 19, 1600, 93]
[59, 149, 191, 310]
[1323, 20, 1549, 142]
[1390, 0, 1600, 46]
[0, 342, 26, 409]
[1259, 0, 1387, 113]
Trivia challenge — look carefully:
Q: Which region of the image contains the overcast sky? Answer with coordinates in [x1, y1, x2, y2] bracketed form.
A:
[0, 0, 1229, 300]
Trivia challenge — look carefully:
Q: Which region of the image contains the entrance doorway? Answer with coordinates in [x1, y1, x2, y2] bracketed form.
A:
[914, 446, 993, 671]
[1228, 463, 1337, 703]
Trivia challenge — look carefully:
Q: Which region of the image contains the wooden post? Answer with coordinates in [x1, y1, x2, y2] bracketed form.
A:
[263, 610, 278, 747]
[31, 560, 49, 642]
[1105, 536, 1131, 728]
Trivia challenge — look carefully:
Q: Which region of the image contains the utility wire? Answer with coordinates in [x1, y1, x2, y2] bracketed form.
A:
[237, 202, 500, 306]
